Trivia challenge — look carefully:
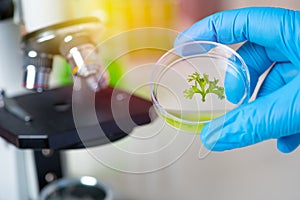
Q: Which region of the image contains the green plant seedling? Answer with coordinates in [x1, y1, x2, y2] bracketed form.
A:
[183, 72, 225, 102]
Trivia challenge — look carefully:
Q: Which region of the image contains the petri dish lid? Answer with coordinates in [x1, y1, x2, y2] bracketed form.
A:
[150, 41, 250, 133]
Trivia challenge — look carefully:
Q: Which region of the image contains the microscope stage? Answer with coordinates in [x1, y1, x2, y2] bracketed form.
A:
[0, 86, 153, 150]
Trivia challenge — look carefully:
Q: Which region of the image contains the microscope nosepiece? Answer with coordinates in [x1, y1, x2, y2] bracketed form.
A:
[21, 17, 107, 92]
[23, 52, 53, 92]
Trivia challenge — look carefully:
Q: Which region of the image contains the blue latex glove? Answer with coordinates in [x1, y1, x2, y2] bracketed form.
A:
[174, 7, 300, 153]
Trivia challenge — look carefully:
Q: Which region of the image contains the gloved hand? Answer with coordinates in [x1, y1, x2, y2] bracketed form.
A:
[174, 7, 300, 153]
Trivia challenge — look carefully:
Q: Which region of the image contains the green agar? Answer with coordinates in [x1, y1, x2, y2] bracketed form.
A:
[161, 110, 224, 133]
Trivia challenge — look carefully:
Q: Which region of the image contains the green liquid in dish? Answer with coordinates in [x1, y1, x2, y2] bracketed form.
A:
[160, 110, 225, 133]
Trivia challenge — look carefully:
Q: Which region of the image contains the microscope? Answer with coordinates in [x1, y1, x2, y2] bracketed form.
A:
[0, 0, 153, 199]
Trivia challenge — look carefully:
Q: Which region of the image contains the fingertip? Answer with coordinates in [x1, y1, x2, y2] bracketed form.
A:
[224, 69, 247, 104]
[277, 142, 297, 154]
[200, 116, 228, 152]
[174, 15, 218, 48]
[277, 135, 300, 154]
[236, 42, 271, 95]
[200, 104, 260, 152]
[174, 30, 190, 48]
[200, 123, 212, 150]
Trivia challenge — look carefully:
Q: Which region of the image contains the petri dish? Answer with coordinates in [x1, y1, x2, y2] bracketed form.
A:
[150, 41, 250, 133]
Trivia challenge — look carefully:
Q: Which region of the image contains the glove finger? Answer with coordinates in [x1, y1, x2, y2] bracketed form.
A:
[256, 62, 300, 153]
[257, 62, 300, 97]
[225, 42, 273, 104]
[277, 134, 300, 153]
[200, 78, 300, 151]
[175, 7, 298, 64]
[224, 43, 296, 104]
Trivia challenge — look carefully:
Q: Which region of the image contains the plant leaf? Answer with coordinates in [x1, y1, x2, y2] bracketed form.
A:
[183, 72, 225, 102]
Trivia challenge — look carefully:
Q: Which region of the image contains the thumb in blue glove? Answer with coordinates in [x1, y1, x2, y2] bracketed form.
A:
[175, 7, 300, 153]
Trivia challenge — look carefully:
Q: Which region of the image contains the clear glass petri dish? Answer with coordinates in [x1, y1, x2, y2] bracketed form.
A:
[150, 41, 250, 133]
